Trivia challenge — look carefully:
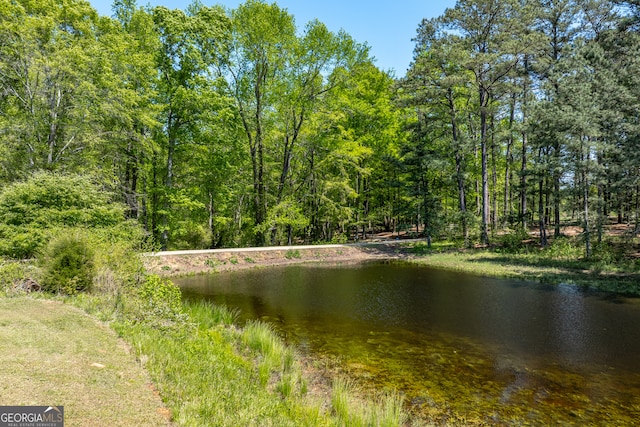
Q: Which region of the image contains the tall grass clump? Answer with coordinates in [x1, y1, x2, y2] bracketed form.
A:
[185, 300, 239, 328]
[242, 321, 296, 386]
[331, 378, 406, 427]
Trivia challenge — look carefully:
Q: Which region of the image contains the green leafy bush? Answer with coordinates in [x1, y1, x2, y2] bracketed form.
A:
[0, 172, 126, 258]
[543, 236, 583, 261]
[40, 234, 95, 295]
[129, 275, 186, 327]
[497, 228, 531, 253]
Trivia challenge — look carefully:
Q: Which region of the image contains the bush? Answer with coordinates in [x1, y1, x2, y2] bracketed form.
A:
[127, 274, 186, 327]
[497, 228, 531, 253]
[40, 234, 95, 294]
[0, 172, 126, 258]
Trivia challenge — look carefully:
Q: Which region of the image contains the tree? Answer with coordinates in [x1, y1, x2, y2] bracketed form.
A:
[222, 0, 367, 245]
[403, 18, 475, 244]
[151, 3, 230, 248]
[442, 0, 538, 244]
[0, 0, 106, 175]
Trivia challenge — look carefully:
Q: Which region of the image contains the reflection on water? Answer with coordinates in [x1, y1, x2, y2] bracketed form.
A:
[176, 262, 640, 425]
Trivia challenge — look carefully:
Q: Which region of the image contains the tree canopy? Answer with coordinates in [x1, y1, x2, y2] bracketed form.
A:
[2, 0, 640, 255]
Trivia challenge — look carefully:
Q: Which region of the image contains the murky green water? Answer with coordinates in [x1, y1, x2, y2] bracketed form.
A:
[176, 261, 640, 425]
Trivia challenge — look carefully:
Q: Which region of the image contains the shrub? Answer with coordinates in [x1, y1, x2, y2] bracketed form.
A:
[40, 234, 95, 294]
[129, 274, 186, 327]
[497, 228, 531, 253]
[543, 236, 583, 260]
[285, 249, 301, 259]
[0, 172, 126, 258]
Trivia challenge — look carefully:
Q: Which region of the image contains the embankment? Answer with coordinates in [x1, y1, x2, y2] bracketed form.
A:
[143, 241, 416, 276]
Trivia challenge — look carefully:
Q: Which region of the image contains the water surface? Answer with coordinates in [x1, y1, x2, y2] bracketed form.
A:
[176, 262, 640, 425]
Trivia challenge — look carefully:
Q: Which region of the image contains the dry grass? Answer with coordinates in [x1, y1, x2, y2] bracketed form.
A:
[0, 297, 172, 427]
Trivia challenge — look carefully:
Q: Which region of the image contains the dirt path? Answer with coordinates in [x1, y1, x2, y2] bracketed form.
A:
[0, 298, 172, 426]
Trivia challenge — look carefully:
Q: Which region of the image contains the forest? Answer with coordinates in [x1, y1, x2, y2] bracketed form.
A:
[2, 0, 640, 254]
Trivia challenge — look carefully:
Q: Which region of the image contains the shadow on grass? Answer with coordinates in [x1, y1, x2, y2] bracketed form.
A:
[469, 254, 640, 296]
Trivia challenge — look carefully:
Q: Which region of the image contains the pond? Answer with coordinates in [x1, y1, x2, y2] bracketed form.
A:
[176, 261, 640, 425]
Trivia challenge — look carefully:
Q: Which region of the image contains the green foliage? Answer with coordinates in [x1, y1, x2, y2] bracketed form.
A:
[496, 229, 532, 253]
[542, 237, 584, 261]
[204, 258, 220, 269]
[0, 173, 126, 258]
[40, 234, 95, 295]
[285, 249, 302, 259]
[331, 377, 406, 427]
[242, 320, 296, 387]
[186, 300, 239, 327]
[0, 260, 35, 294]
[131, 274, 186, 326]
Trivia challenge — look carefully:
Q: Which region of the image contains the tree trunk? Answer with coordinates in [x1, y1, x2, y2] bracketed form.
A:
[582, 137, 592, 258]
[504, 93, 515, 228]
[447, 89, 468, 246]
[479, 85, 490, 245]
[538, 156, 547, 247]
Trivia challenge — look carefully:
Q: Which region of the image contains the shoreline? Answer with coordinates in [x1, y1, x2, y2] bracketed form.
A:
[143, 241, 411, 277]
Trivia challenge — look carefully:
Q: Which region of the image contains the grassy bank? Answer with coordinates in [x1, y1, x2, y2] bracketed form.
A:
[106, 299, 406, 426]
[0, 260, 407, 426]
[404, 237, 640, 296]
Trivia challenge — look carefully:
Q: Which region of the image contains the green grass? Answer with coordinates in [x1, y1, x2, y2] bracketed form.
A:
[406, 237, 640, 295]
[0, 297, 171, 426]
[111, 298, 408, 426]
[331, 378, 406, 427]
[285, 249, 302, 259]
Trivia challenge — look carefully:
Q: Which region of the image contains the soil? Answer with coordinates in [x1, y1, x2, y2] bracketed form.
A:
[143, 242, 414, 277]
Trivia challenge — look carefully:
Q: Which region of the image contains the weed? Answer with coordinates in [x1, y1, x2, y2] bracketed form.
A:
[285, 249, 302, 259]
[204, 258, 219, 269]
[229, 256, 239, 265]
[244, 257, 255, 264]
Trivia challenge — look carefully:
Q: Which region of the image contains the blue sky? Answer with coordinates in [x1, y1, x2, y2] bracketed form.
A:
[88, 0, 456, 75]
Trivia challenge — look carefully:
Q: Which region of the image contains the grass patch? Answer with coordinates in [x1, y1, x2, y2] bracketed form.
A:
[0, 298, 170, 426]
[285, 249, 302, 259]
[411, 244, 640, 295]
[116, 300, 330, 426]
[110, 297, 408, 426]
[331, 378, 406, 427]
